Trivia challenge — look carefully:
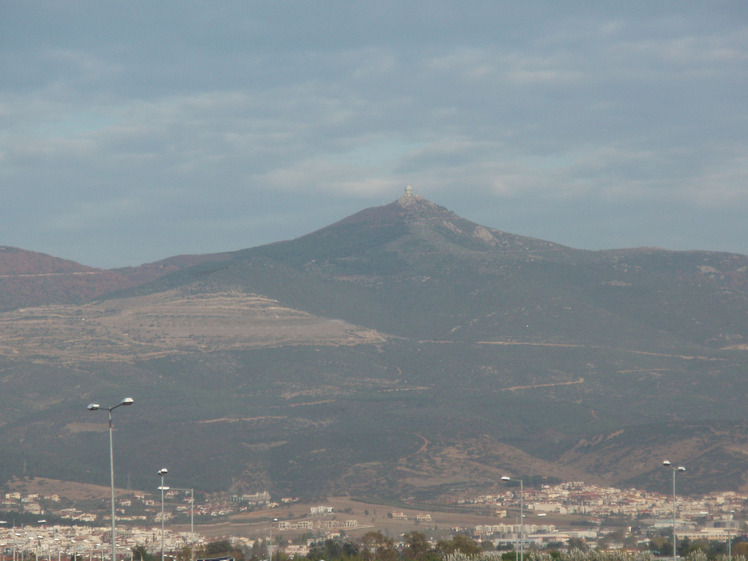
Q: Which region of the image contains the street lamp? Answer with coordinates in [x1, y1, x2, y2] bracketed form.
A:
[269, 519, 277, 561]
[502, 476, 524, 561]
[171, 488, 194, 561]
[88, 398, 134, 561]
[0, 522, 6, 561]
[14, 532, 23, 561]
[158, 469, 169, 561]
[663, 460, 685, 561]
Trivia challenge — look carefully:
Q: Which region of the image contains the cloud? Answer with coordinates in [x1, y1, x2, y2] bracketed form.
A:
[0, 1, 746, 266]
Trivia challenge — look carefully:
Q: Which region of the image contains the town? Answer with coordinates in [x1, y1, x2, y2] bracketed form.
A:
[0, 480, 744, 560]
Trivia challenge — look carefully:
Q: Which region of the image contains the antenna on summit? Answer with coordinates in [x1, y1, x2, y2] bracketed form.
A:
[404, 185, 413, 197]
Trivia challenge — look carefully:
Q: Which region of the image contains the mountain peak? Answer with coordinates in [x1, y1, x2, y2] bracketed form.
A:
[316, 187, 564, 257]
[395, 185, 440, 212]
[390, 186, 461, 225]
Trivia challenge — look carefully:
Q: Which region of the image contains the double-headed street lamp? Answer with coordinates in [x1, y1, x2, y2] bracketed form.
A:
[88, 398, 134, 561]
[158, 469, 169, 561]
[663, 460, 686, 561]
[502, 476, 524, 561]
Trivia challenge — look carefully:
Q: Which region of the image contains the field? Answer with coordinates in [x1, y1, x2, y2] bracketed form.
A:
[5, 478, 551, 541]
[7, 477, 128, 500]
[184, 496, 521, 540]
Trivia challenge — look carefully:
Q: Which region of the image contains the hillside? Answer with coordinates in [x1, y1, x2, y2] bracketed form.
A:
[143, 193, 747, 350]
[0, 193, 746, 502]
[0, 246, 132, 311]
[0, 246, 229, 312]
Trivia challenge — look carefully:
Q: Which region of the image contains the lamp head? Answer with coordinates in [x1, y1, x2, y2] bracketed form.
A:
[121, 397, 134, 406]
[87, 403, 101, 411]
[158, 468, 168, 476]
[663, 460, 671, 467]
[501, 476, 511, 481]
[678, 466, 686, 472]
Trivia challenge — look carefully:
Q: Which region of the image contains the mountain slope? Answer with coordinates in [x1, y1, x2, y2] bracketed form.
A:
[0, 246, 233, 312]
[0, 193, 746, 501]
[145, 192, 747, 349]
[0, 246, 132, 311]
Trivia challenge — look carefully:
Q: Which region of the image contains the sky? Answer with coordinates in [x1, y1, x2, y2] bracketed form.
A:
[2, 1, 747, 268]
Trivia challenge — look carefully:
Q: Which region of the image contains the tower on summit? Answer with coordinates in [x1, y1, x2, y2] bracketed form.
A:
[404, 185, 414, 197]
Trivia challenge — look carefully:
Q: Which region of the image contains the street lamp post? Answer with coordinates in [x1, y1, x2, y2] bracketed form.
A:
[0, 521, 6, 561]
[88, 398, 134, 561]
[158, 469, 169, 561]
[14, 532, 22, 561]
[502, 476, 524, 561]
[268, 519, 277, 561]
[663, 460, 685, 561]
[171, 489, 194, 561]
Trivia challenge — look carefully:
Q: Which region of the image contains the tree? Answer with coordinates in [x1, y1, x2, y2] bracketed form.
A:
[176, 547, 193, 561]
[622, 533, 639, 550]
[321, 539, 341, 560]
[196, 540, 244, 561]
[360, 531, 397, 561]
[567, 538, 588, 552]
[436, 534, 481, 556]
[403, 532, 433, 561]
[245, 539, 266, 561]
[132, 546, 156, 561]
[342, 541, 360, 558]
[732, 541, 748, 558]
[648, 535, 672, 556]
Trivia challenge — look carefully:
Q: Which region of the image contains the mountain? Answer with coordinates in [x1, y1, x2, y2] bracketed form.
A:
[0, 246, 237, 312]
[0, 246, 133, 311]
[0, 192, 746, 502]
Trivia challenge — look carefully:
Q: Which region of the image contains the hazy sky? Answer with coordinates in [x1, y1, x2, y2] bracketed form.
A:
[2, 2, 747, 268]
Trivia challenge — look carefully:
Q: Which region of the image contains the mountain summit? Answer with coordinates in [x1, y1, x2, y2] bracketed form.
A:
[0, 193, 746, 499]
[311, 187, 566, 259]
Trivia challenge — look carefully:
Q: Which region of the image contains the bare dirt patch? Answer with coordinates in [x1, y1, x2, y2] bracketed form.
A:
[0, 289, 387, 363]
[185, 495, 505, 540]
[7, 477, 129, 501]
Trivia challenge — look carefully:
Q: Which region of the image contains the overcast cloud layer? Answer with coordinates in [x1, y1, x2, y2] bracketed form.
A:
[2, 1, 747, 268]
